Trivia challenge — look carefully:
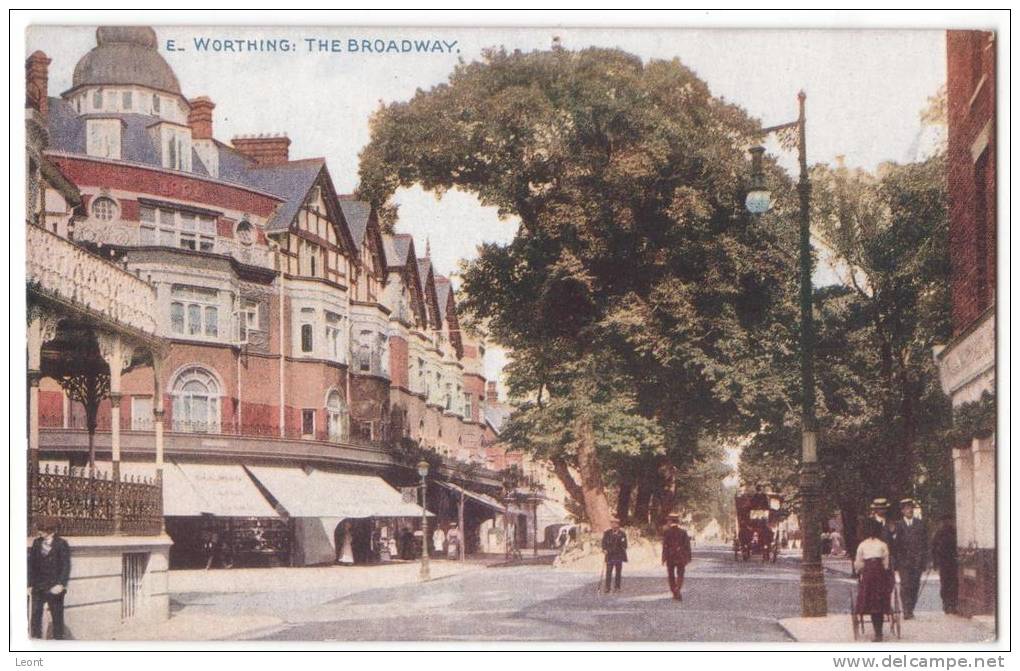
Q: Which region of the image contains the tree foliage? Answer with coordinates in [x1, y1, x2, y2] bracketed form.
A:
[359, 47, 798, 531]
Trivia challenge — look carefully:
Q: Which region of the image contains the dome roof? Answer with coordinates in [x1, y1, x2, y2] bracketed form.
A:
[71, 26, 181, 95]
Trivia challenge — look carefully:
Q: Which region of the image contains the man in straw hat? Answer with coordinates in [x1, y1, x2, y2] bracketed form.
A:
[893, 498, 928, 619]
[661, 513, 692, 601]
[869, 497, 896, 547]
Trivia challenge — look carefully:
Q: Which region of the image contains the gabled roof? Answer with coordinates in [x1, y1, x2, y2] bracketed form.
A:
[241, 158, 326, 233]
[337, 199, 372, 247]
[388, 233, 414, 268]
[434, 275, 452, 310]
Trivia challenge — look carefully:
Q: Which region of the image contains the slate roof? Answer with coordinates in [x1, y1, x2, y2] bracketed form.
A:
[337, 199, 372, 247]
[434, 275, 452, 310]
[388, 234, 414, 267]
[241, 159, 325, 233]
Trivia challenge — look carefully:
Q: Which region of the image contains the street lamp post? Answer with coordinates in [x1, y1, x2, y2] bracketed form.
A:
[417, 459, 431, 581]
[745, 91, 827, 617]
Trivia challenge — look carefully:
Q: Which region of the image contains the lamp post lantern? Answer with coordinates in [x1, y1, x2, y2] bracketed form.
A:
[745, 91, 827, 617]
[417, 459, 431, 581]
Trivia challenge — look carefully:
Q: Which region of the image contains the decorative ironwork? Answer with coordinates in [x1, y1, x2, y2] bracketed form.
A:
[26, 224, 158, 335]
[29, 463, 162, 536]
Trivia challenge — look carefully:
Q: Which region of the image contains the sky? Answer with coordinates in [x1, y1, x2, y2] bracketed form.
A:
[26, 25, 948, 383]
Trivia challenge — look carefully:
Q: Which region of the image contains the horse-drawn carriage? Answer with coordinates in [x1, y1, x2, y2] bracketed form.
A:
[734, 489, 783, 562]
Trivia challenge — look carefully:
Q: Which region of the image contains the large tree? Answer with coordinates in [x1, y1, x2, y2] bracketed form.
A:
[359, 47, 796, 531]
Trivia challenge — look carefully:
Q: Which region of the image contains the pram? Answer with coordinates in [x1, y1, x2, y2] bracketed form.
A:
[850, 570, 903, 640]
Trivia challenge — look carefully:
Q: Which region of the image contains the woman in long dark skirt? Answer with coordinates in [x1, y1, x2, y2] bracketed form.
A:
[854, 519, 893, 641]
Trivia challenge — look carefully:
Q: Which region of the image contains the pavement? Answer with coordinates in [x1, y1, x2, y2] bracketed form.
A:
[779, 612, 996, 644]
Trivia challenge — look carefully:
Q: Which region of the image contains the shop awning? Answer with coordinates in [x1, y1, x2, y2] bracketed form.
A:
[119, 460, 279, 518]
[436, 480, 527, 516]
[245, 465, 431, 519]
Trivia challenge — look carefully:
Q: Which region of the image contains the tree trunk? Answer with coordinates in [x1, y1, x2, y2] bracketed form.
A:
[633, 481, 653, 527]
[575, 414, 613, 533]
[550, 457, 586, 510]
[616, 482, 633, 525]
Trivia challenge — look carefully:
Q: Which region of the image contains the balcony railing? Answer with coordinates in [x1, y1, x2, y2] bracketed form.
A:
[70, 416, 393, 451]
[26, 224, 158, 335]
[29, 464, 163, 536]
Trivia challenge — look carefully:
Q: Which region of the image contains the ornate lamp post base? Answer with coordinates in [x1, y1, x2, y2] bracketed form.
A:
[799, 461, 828, 617]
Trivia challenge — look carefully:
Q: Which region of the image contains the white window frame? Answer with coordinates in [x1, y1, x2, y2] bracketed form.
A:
[326, 391, 349, 442]
[170, 285, 220, 339]
[171, 366, 221, 434]
[86, 118, 122, 159]
[139, 205, 216, 251]
[131, 396, 153, 431]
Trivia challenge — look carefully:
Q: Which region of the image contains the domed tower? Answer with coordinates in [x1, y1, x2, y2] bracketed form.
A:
[61, 26, 211, 172]
[64, 26, 187, 122]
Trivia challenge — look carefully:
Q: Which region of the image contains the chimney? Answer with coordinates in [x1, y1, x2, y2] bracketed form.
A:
[231, 133, 291, 167]
[486, 381, 499, 405]
[26, 51, 51, 117]
[188, 96, 215, 140]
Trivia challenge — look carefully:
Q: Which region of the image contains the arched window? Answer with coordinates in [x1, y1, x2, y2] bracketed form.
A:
[326, 390, 349, 442]
[171, 367, 220, 433]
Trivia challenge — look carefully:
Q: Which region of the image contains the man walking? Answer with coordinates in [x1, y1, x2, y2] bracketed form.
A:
[661, 514, 692, 601]
[28, 519, 71, 639]
[893, 498, 928, 619]
[601, 517, 628, 593]
[931, 515, 959, 614]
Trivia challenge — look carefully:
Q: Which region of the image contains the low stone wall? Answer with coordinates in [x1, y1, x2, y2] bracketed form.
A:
[27, 534, 172, 640]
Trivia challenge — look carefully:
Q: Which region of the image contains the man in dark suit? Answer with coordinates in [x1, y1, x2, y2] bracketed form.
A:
[869, 498, 896, 548]
[661, 514, 692, 601]
[28, 519, 71, 639]
[601, 517, 628, 593]
[893, 498, 928, 619]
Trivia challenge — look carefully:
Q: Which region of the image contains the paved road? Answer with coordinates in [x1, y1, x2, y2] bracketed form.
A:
[170, 547, 944, 641]
[239, 548, 901, 642]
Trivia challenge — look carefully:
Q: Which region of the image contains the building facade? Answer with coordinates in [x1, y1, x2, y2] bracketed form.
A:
[935, 29, 996, 618]
[26, 26, 562, 596]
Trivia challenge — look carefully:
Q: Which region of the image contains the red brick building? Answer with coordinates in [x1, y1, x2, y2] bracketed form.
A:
[28, 26, 521, 569]
[935, 29, 996, 618]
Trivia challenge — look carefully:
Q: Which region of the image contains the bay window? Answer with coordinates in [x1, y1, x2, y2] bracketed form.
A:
[170, 285, 219, 339]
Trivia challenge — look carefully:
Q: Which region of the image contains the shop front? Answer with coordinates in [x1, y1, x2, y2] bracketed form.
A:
[434, 481, 527, 556]
[243, 465, 430, 566]
[120, 460, 287, 569]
